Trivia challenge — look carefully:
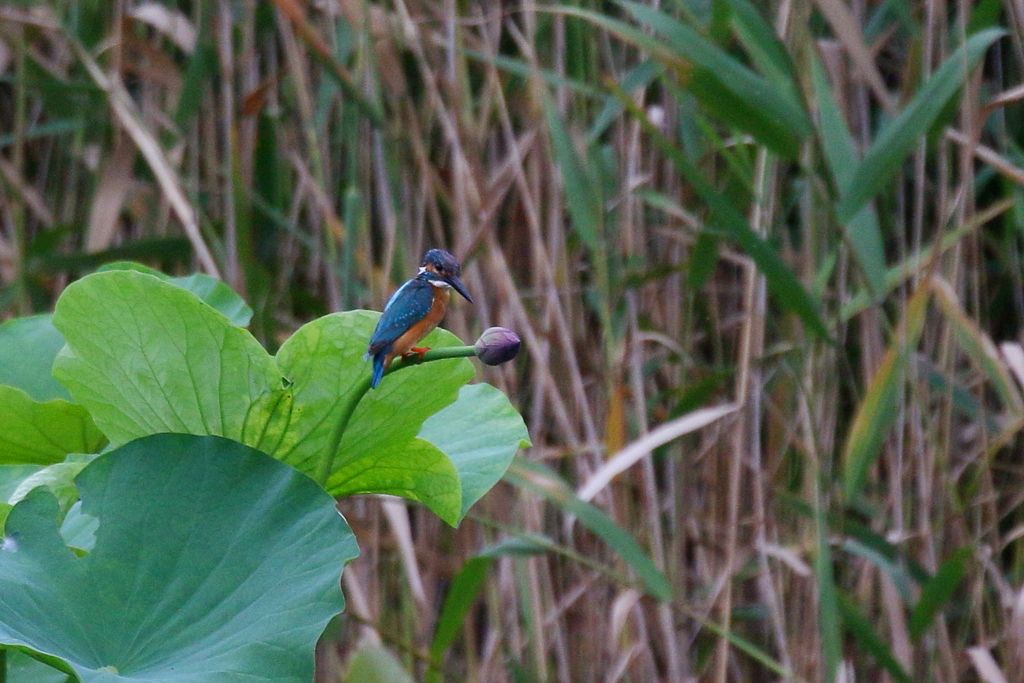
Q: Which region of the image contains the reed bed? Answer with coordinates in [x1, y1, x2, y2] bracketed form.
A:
[2, 0, 1024, 681]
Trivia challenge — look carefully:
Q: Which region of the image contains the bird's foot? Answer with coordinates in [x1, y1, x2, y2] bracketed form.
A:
[402, 347, 431, 362]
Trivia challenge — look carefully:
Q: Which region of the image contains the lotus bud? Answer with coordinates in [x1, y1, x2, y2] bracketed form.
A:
[474, 327, 521, 366]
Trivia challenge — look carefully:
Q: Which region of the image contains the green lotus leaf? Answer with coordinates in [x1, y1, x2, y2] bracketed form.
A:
[59, 500, 97, 552]
[0, 315, 70, 402]
[0, 385, 106, 465]
[418, 383, 530, 522]
[97, 261, 253, 326]
[0, 433, 356, 683]
[49, 270, 508, 522]
[0, 315, 105, 467]
[330, 437, 462, 524]
[0, 465, 41, 500]
[5, 649, 71, 683]
[52, 271, 279, 446]
[272, 312, 472, 498]
[8, 453, 98, 516]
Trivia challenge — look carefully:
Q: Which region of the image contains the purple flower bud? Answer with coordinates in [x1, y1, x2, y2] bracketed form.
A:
[474, 327, 521, 366]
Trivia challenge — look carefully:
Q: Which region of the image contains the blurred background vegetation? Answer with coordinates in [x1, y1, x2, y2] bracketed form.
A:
[2, 0, 1024, 680]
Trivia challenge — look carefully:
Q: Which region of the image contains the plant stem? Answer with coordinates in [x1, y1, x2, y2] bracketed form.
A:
[316, 375, 371, 487]
[314, 345, 477, 488]
[394, 346, 477, 364]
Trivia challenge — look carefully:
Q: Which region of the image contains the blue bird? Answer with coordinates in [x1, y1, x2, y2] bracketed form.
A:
[366, 249, 473, 388]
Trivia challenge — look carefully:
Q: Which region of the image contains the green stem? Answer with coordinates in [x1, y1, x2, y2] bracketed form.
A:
[314, 345, 477, 488]
[316, 375, 371, 487]
[394, 346, 477, 364]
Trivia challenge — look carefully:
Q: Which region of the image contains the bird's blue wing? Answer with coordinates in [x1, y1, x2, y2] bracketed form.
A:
[367, 279, 434, 355]
[383, 278, 414, 311]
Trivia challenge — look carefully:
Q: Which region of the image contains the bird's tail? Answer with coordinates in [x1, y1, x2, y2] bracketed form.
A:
[370, 353, 386, 388]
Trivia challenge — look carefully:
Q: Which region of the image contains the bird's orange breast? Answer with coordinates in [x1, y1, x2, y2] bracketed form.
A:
[384, 286, 450, 367]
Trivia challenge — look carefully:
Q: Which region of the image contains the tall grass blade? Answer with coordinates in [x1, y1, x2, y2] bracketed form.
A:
[0, 120, 86, 148]
[174, 4, 216, 127]
[589, 60, 662, 142]
[426, 556, 494, 683]
[544, 98, 601, 252]
[842, 281, 929, 500]
[842, 537, 914, 600]
[836, 29, 1006, 222]
[346, 646, 416, 683]
[839, 199, 1012, 320]
[838, 591, 913, 683]
[271, 0, 384, 125]
[816, 507, 841, 683]
[464, 49, 603, 98]
[932, 277, 1024, 412]
[616, 0, 811, 158]
[688, 233, 720, 289]
[614, 88, 830, 338]
[555, 3, 809, 159]
[909, 548, 971, 640]
[725, 0, 804, 115]
[812, 57, 887, 299]
[787, 495, 932, 585]
[506, 458, 672, 601]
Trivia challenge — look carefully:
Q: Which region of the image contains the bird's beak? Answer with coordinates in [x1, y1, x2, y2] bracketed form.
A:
[447, 275, 473, 303]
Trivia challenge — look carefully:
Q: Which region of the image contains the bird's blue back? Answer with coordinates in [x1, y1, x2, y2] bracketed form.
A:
[367, 276, 435, 355]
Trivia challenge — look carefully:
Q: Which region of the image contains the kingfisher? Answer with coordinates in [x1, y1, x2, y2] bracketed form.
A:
[366, 249, 473, 388]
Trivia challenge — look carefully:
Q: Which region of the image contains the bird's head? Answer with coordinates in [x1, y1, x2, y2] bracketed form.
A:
[421, 249, 473, 303]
